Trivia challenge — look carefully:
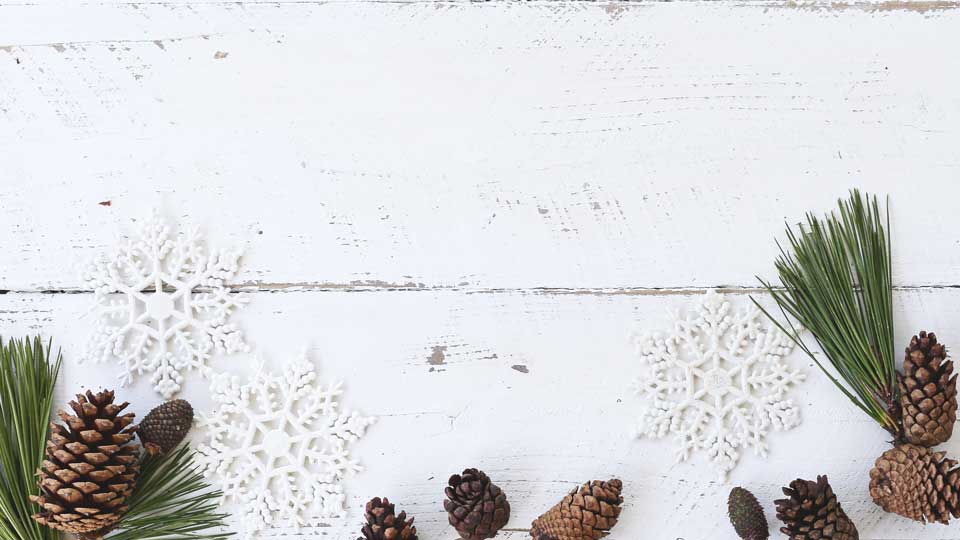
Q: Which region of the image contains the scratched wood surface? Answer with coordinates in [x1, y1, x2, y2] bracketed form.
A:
[2, 1, 960, 539]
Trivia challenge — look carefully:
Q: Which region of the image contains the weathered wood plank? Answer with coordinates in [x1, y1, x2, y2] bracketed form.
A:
[1, 2, 959, 291]
[1, 288, 957, 539]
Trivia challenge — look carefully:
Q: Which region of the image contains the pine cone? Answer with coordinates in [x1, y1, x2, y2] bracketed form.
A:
[529, 479, 623, 540]
[444, 468, 510, 540]
[899, 331, 957, 447]
[358, 497, 417, 540]
[138, 399, 193, 455]
[30, 390, 140, 537]
[775, 476, 858, 540]
[728, 487, 768, 540]
[869, 443, 960, 524]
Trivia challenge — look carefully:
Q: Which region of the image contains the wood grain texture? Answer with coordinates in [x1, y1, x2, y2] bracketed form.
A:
[2, 1, 959, 539]
[0, 289, 958, 539]
[1, 2, 960, 291]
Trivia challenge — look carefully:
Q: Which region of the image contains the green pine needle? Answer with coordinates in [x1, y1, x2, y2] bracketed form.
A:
[754, 190, 901, 438]
[0, 337, 62, 540]
[107, 444, 231, 540]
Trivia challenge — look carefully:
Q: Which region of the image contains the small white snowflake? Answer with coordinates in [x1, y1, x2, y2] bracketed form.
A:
[631, 290, 805, 480]
[196, 354, 375, 539]
[82, 211, 250, 398]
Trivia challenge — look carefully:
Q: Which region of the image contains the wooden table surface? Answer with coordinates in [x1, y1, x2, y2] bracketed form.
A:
[2, 1, 959, 539]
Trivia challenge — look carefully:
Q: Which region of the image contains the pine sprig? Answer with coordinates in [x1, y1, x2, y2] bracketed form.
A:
[0, 337, 62, 540]
[754, 190, 900, 437]
[107, 444, 231, 540]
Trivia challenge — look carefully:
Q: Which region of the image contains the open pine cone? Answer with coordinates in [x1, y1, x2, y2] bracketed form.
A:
[358, 497, 417, 540]
[899, 331, 958, 447]
[775, 476, 858, 540]
[444, 468, 510, 540]
[529, 479, 623, 540]
[870, 443, 960, 524]
[30, 390, 140, 538]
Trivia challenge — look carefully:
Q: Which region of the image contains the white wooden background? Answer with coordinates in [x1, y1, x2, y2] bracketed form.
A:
[2, 1, 960, 539]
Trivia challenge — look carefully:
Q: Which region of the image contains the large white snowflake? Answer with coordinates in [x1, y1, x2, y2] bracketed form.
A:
[82, 211, 250, 398]
[631, 290, 805, 480]
[196, 355, 375, 538]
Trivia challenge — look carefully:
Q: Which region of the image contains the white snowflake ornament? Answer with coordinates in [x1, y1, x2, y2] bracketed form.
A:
[82, 211, 250, 398]
[196, 354, 375, 539]
[630, 290, 805, 480]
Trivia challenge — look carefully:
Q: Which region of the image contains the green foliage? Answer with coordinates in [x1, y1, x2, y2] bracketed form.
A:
[107, 444, 231, 540]
[0, 336, 228, 540]
[0, 337, 62, 540]
[755, 190, 900, 437]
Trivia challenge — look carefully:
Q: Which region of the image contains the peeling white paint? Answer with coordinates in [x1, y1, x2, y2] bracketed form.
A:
[0, 2, 957, 539]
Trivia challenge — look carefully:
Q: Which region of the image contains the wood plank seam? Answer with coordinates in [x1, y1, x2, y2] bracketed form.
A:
[3, 285, 960, 295]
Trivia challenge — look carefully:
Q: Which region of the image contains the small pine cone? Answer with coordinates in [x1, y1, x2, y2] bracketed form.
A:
[899, 331, 958, 447]
[529, 479, 623, 540]
[30, 390, 140, 537]
[138, 399, 194, 455]
[444, 468, 510, 540]
[869, 443, 960, 524]
[358, 497, 417, 540]
[775, 476, 858, 540]
[728, 487, 768, 540]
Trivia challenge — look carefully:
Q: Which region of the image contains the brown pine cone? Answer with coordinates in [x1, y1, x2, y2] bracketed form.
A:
[529, 479, 623, 540]
[775, 476, 858, 540]
[728, 487, 768, 540]
[444, 468, 510, 540]
[899, 331, 958, 447]
[138, 399, 193, 455]
[358, 497, 417, 540]
[30, 390, 140, 537]
[870, 443, 960, 524]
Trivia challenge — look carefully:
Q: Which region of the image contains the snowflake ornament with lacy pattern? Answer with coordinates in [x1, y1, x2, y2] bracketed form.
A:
[82, 212, 250, 398]
[631, 290, 805, 480]
[196, 354, 375, 539]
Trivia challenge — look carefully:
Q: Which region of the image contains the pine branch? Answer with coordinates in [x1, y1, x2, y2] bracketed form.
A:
[107, 444, 231, 540]
[0, 337, 62, 540]
[754, 190, 900, 437]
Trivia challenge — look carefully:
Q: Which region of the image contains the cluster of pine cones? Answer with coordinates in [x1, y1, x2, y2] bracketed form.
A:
[357, 469, 624, 540]
[30, 391, 194, 538]
[728, 477, 858, 540]
[726, 330, 960, 540]
[869, 331, 960, 524]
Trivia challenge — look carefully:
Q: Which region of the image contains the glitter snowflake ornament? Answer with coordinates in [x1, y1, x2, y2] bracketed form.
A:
[631, 290, 805, 480]
[82, 211, 250, 398]
[196, 354, 375, 538]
